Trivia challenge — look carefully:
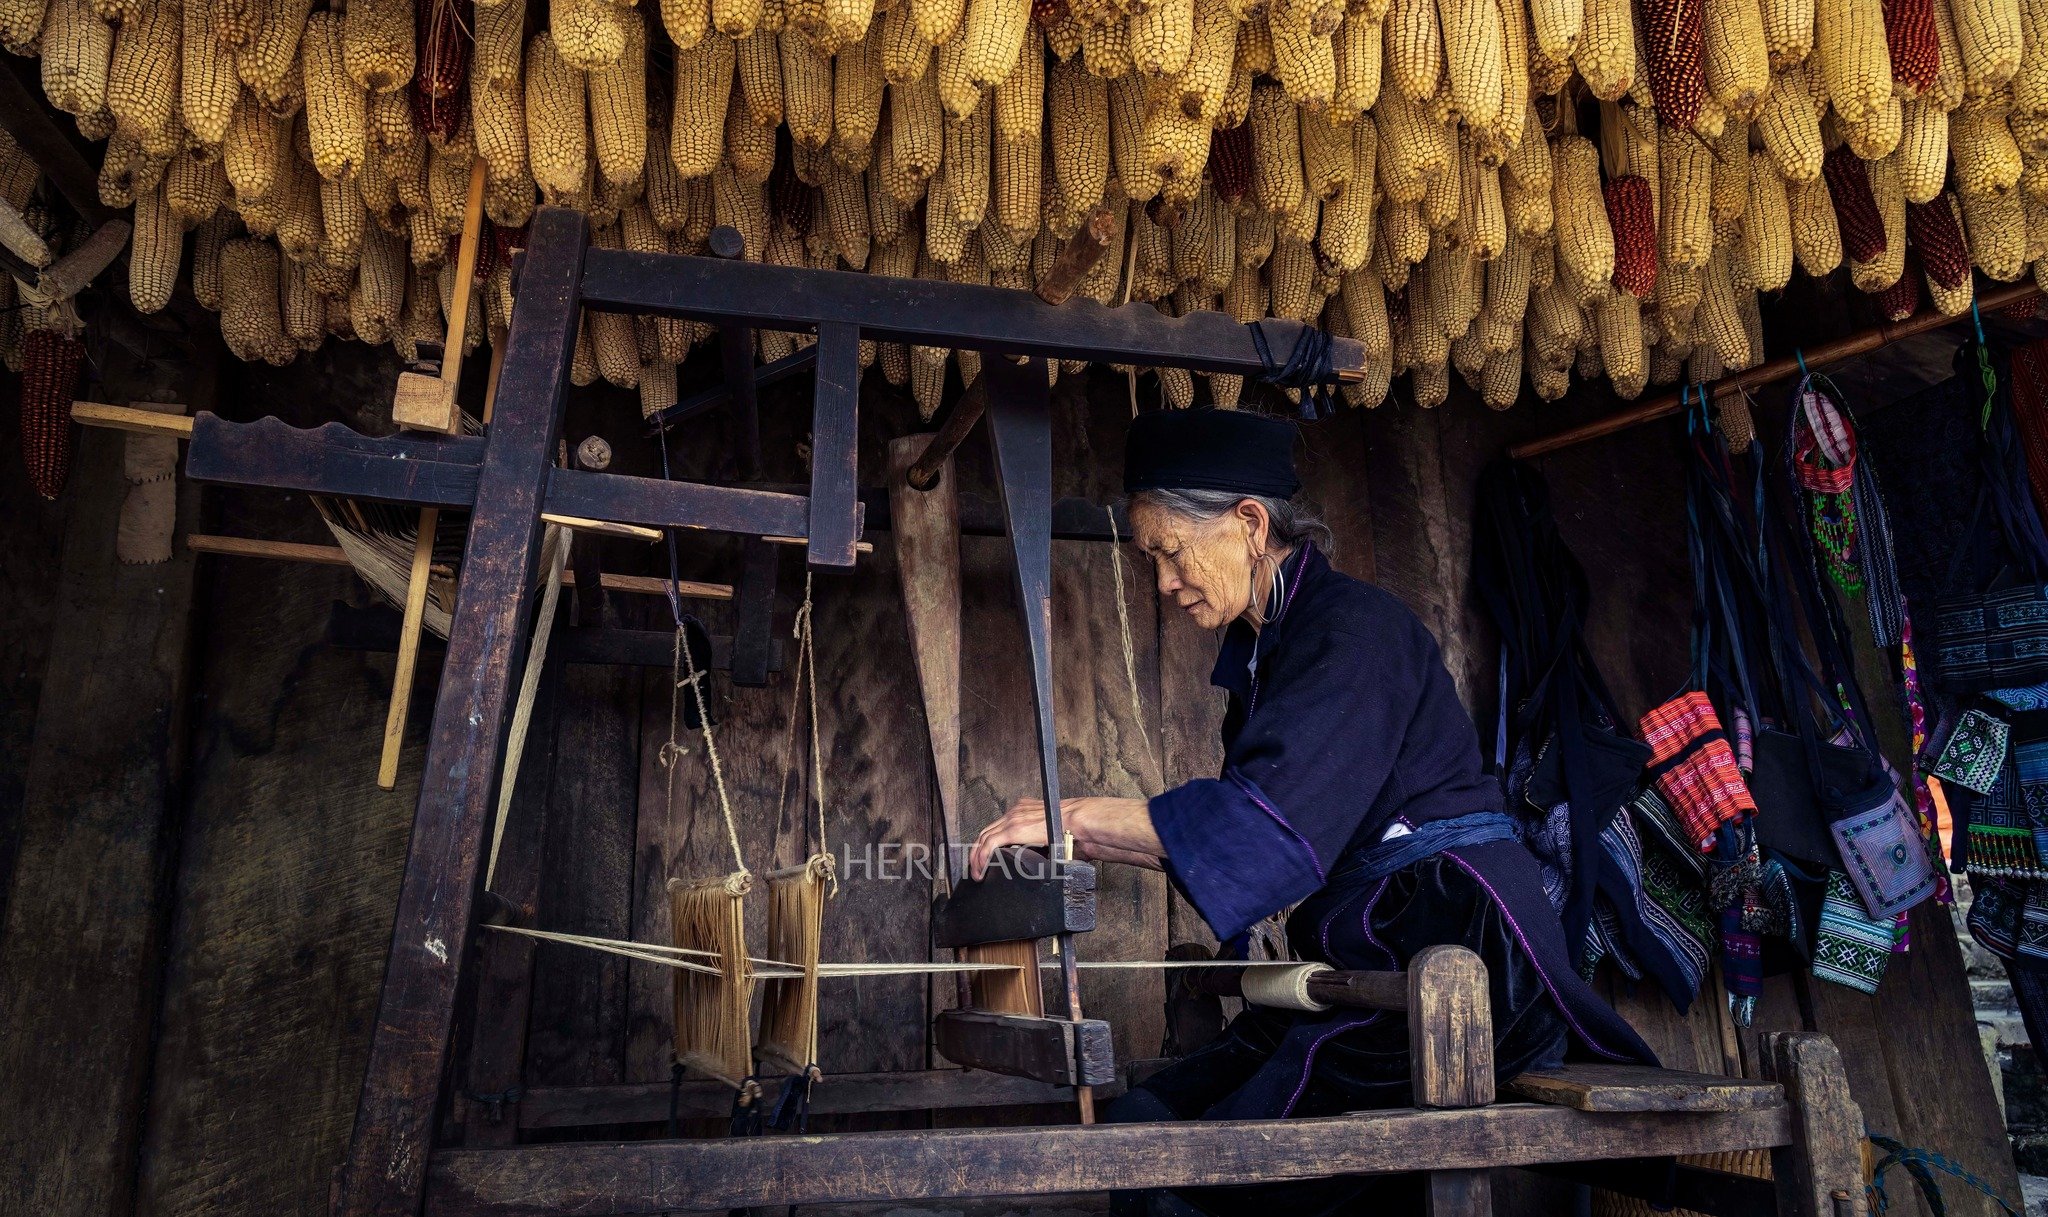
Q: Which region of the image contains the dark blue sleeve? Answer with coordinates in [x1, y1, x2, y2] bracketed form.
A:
[1148, 622, 1424, 942]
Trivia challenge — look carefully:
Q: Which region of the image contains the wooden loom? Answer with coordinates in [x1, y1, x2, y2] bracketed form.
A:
[162, 203, 1877, 1217]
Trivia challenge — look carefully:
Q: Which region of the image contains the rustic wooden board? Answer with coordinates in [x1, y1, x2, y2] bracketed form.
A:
[1504, 1063, 1783, 1112]
[0, 427, 199, 1217]
[524, 662, 642, 1087]
[0, 388, 68, 931]
[135, 488, 412, 1217]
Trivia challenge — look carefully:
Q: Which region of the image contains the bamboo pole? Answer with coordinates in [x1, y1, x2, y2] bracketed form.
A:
[184, 533, 736, 599]
[381, 156, 491, 789]
[71, 401, 195, 436]
[1507, 281, 2043, 461]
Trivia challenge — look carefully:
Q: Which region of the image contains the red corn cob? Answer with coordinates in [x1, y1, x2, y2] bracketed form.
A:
[1210, 122, 1253, 205]
[1905, 192, 1969, 287]
[1877, 252, 1922, 320]
[418, 0, 471, 100]
[1604, 174, 1659, 297]
[1642, 0, 1706, 133]
[1823, 145, 1887, 263]
[18, 328, 85, 501]
[1882, 0, 1940, 95]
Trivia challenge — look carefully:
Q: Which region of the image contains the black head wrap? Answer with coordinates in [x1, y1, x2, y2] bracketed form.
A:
[1122, 409, 1301, 499]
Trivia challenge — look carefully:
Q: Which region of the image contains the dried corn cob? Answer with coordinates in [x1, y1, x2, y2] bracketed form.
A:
[1659, 130, 1714, 271]
[836, 32, 888, 167]
[783, 29, 833, 150]
[1642, 0, 1706, 131]
[1704, 0, 1771, 114]
[1594, 292, 1645, 396]
[1951, 104, 2024, 194]
[344, 0, 416, 92]
[182, 0, 238, 146]
[553, 0, 626, 69]
[1552, 135, 1615, 302]
[1951, 0, 2021, 96]
[1604, 173, 1656, 295]
[1386, 0, 1441, 99]
[590, 12, 649, 186]
[1959, 179, 2027, 276]
[303, 13, 369, 179]
[1906, 190, 1970, 283]
[1788, 170, 1843, 270]
[1821, 143, 1886, 261]
[1849, 151, 1905, 288]
[672, 34, 737, 178]
[527, 33, 589, 201]
[1575, 0, 1633, 97]
[736, 30, 785, 126]
[108, 0, 178, 146]
[167, 147, 229, 222]
[41, 0, 112, 118]
[19, 329, 85, 498]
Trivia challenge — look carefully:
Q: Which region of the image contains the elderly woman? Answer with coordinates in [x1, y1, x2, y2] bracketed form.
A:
[969, 409, 1652, 1215]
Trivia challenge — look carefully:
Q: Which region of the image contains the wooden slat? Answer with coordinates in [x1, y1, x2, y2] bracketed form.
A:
[183, 534, 735, 600]
[1408, 945, 1495, 1217]
[544, 466, 822, 539]
[519, 1068, 1130, 1129]
[1504, 1064, 1785, 1113]
[807, 321, 862, 568]
[335, 205, 589, 1217]
[72, 400, 195, 437]
[577, 249, 1369, 379]
[424, 1104, 1797, 1215]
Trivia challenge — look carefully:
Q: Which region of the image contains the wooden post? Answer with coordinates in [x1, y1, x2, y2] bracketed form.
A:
[1760, 1033, 1870, 1217]
[983, 352, 1096, 1122]
[377, 508, 440, 788]
[335, 207, 588, 1217]
[1407, 945, 1495, 1217]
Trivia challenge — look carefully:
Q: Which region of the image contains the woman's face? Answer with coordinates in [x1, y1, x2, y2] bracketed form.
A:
[1128, 497, 1270, 631]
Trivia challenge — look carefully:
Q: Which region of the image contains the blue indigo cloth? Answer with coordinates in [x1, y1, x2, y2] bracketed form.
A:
[1142, 544, 1656, 1125]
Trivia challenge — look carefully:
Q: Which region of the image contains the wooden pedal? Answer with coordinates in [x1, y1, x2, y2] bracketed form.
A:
[934, 1010, 1116, 1089]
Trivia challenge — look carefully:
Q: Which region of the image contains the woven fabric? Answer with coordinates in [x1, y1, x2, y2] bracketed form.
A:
[2020, 884, 2048, 963]
[1963, 750, 2048, 879]
[1640, 693, 1757, 850]
[1990, 684, 2048, 710]
[1720, 905, 1763, 998]
[1933, 586, 2048, 693]
[1932, 708, 2011, 794]
[1639, 837, 1715, 999]
[1971, 879, 2026, 960]
[1813, 870, 1896, 993]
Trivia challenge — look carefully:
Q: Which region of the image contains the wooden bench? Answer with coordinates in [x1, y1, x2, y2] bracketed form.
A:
[423, 945, 1867, 1217]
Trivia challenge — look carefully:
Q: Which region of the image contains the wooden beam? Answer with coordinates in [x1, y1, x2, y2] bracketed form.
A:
[807, 320, 862, 567]
[1508, 281, 2043, 461]
[423, 1104, 1798, 1215]
[728, 536, 778, 687]
[642, 344, 815, 436]
[1504, 1064, 1786, 1113]
[38, 218, 131, 301]
[544, 466, 827, 540]
[518, 1067, 1129, 1129]
[182, 534, 736, 599]
[1034, 203, 1117, 306]
[1406, 946, 1494, 1216]
[0, 56, 109, 222]
[186, 414, 485, 506]
[335, 205, 589, 1217]
[906, 375, 989, 493]
[577, 250, 1369, 380]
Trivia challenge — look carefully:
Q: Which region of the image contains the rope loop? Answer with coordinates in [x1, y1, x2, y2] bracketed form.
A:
[1246, 320, 1340, 418]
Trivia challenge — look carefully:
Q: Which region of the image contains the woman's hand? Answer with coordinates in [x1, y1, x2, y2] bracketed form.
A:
[969, 796, 1167, 879]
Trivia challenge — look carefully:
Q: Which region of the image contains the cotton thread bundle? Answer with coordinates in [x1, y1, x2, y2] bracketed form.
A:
[1238, 961, 1334, 1011]
[670, 871, 757, 1087]
[756, 856, 832, 1076]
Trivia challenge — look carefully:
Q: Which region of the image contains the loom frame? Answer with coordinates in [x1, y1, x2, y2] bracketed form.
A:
[177, 205, 1383, 1217]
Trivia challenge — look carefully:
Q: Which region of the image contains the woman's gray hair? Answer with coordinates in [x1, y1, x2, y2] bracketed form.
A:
[1128, 487, 1335, 553]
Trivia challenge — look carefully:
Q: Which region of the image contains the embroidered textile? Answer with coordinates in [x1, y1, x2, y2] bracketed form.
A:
[1813, 870, 1896, 993]
[1932, 708, 2012, 794]
[1640, 693, 1757, 850]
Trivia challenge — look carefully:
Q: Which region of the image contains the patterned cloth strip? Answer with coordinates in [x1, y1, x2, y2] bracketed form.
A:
[2017, 733, 2048, 867]
[1964, 752, 2048, 880]
[1813, 870, 1897, 993]
[1990, 684, 2048, 711]
[1641, 693, 1757, 850]
[1640, 840, 1715, 1000]
[1799, 380, 1857, 467]
[1720, 906, 1763, 1000]
[2019, 883, 2048, 964]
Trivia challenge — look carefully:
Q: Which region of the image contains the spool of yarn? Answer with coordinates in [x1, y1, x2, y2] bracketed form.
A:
[1238, 962, 1335, 1012]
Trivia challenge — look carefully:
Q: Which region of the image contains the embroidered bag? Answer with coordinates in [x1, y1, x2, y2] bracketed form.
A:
[1641, 693, 1756, 851]
[1828, 786, 1940, 919]
[1929, 707, 2012, 794]
[1812, 870, 1895, 993]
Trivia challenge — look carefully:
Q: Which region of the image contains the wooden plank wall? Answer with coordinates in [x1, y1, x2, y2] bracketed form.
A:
[98, 346, 2017, 1217]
